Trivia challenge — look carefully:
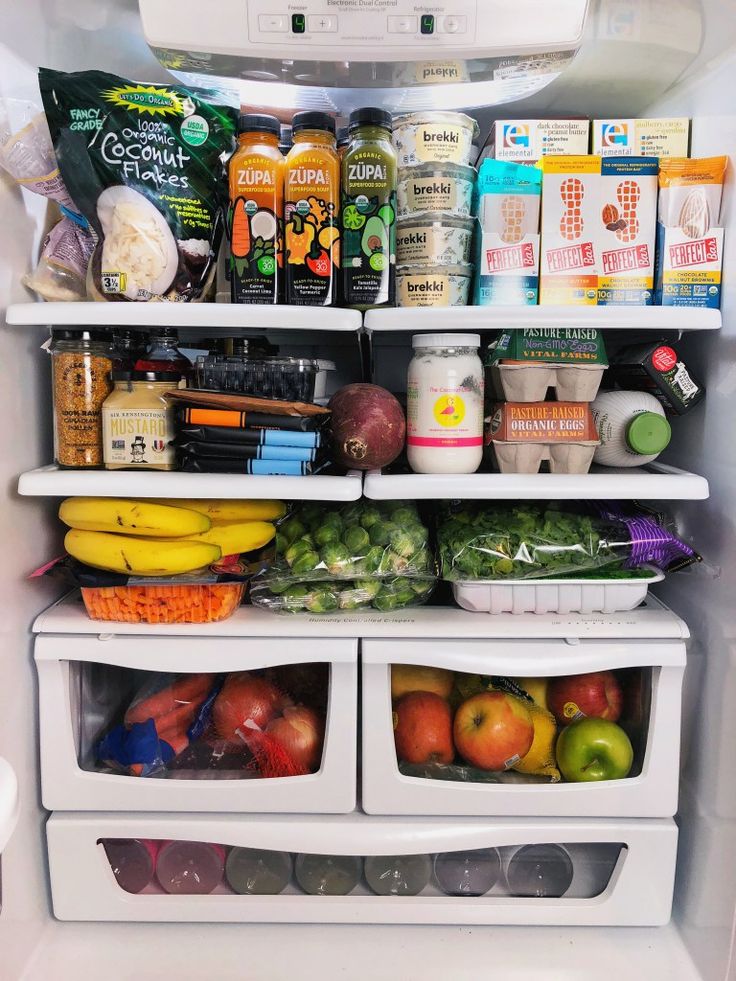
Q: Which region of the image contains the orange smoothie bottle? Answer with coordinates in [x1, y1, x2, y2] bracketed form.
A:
[229, 114, 285, 304]
[285, 111, 340, 306]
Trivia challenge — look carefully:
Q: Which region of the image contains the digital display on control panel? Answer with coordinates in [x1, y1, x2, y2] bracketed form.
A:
[247, 0, 478, 46]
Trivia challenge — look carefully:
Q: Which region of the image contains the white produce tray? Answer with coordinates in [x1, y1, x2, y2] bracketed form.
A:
[452, 570, 664, 615]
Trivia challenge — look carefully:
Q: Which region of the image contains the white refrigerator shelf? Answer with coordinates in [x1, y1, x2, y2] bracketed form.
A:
[364, 305, 722, 332]
[33, 592, 689, 641]
[5, 302, 362, 332]
[17, 466, 363, 501]
[363, 463, 709, 500]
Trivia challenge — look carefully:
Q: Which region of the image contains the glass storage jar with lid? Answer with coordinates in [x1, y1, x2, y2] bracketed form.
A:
[407, 333, 484, 475]
[101, 371, 178, 470]
[49, 328, 114, 468]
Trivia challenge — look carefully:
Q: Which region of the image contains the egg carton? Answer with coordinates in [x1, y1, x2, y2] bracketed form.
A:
[490, 363, 605, 403]
[452, 569, 664, 615]
[491, 441, 598, 475]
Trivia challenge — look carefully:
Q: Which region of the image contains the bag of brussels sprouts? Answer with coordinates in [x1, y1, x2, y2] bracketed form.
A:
[250, 576, 435, 615]
[269, 500, 436, 585]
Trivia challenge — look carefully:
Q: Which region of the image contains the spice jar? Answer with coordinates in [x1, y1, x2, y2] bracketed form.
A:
[102, 371, 178, 470]
[50, 329, 114, 468]
[407, 333, 484, 475]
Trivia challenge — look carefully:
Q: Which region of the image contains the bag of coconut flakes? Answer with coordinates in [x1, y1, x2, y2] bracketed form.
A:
[39, 68, 237, 302]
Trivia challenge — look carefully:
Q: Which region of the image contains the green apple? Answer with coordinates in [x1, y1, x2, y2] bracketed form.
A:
[555, 718, 634, 782]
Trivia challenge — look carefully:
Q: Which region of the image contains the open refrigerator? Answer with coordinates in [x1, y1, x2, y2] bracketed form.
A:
[0, 1, 735, 978]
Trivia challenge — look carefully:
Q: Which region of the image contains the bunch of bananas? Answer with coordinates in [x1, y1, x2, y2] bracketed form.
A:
[60, 498, 285, 576]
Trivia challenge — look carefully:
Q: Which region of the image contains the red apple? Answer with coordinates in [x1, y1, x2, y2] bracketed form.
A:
[453, 691, 534, 771]
[393, 691, 454, 765]
[547, 671, 623, 727]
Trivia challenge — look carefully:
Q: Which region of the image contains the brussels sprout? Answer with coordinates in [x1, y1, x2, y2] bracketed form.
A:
[281, 517, 306, 544]
[305, 587, 339, 614]
[359, 505, 383, 530]
[388, 506, 417, 528]
[285, 538, 313, 567]
[389, 528, 417, 559]
[320, 542, 352, 576]
[314, 524, 341, 548]
[290, 550, 321, 575]
[369, 521, 395, 548]
[343, 525, 370, 554]
[362, 546, 385, 574]
[282, 584, 310, 610]
[354, 578, 382, 600]
[338, 586, 370, 610]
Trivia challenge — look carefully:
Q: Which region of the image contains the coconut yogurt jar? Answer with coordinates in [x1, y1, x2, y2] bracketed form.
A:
[397, 215, 475, 266]
[407, 333, 485, 474]
[397, 163, 476, 219]
[393, 112, 479, 168]
[397, 264, 473, 308]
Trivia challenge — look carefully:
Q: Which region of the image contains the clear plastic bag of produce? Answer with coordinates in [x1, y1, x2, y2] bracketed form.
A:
[438, 502, 698, 582]
[270, 500, 435, 584]
[251, 575, 436, 615]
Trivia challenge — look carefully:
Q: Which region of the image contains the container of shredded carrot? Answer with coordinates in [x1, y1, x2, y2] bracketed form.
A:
[80, 583, 246, 624]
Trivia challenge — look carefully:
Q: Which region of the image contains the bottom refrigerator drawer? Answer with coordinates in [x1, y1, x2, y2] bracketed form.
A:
[46, 813, 677, 926]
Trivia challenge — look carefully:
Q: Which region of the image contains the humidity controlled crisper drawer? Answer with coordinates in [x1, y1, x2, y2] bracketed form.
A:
[46, 812, 678, 926]
[34, 633, 357, 813]
[361, 638, 686, 818]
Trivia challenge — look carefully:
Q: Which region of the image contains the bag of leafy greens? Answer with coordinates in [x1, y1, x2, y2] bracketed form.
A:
[438, 503, 697, 582]
[39, 68, 237, 302]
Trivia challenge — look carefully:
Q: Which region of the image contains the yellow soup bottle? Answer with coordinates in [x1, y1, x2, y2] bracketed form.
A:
[229, 114, 285, 304]
[285, 111, 340, 306]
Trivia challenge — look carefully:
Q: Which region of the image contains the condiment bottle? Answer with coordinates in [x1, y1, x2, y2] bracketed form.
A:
[407, 333, 485, 475]
[284, 111, 340, 306]
[135, 328, 191, 382]
[49, 328, 114, 468]
[102, 371, 178, 470]
[591, 390, 672, 467]
[228, 113, 285, 304]
[342, 107, 397, 309]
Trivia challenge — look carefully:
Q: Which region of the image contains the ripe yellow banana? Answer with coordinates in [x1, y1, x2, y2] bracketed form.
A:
[153, 498, 286, 523]
[59, 498, 210, 537]
[182, 520, 276, 556]
[65, 529, 221, 576]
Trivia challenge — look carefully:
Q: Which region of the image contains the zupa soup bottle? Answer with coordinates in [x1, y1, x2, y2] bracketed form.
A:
[285, 111, 340, 306]
[342, 107, 397, 309]
[228, 113, 285, 304]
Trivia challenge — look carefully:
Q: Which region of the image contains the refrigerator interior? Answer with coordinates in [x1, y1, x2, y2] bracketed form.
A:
[0, 0, 735, 977]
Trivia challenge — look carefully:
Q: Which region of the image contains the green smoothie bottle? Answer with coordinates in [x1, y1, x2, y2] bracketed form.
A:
[342, 108, 397, 308]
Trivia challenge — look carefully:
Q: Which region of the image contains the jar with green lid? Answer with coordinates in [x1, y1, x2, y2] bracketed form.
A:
[102, 371, 178, 470]
[49, 329, 114, 468]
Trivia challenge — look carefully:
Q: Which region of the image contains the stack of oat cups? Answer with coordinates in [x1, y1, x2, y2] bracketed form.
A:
[393, 112, 479, 308]
[485, 328, 608, 475]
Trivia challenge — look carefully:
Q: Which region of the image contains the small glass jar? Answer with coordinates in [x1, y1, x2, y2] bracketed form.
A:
[407, 332, 484, 474]
[49, 328, 114, 468]
[102, 371, 178, 470]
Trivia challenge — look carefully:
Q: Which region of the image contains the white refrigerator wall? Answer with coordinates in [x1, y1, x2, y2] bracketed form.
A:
[0, 0, 734, 978]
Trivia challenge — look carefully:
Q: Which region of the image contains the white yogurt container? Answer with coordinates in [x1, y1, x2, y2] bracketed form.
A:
[397, 215, 475, 266]
[393, 112, 479, 167]
[397, 264, 473, 308]
[407, 332, 484, 474]
[397, 163, 476, 219]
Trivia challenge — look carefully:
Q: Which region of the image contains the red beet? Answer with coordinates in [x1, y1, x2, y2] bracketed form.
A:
[328, 384, 406, 470]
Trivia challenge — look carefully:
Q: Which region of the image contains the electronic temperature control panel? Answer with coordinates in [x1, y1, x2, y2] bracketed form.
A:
[249, 0, 478, 47]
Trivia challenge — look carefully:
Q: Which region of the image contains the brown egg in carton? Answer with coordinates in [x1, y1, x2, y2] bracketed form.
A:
[490, 361, 606, 403]
[485, 402, 600, 475]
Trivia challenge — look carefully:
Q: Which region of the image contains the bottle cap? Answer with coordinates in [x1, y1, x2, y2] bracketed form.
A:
[349, 107, 392, 132]
[626, 412, 672, 456]
[113, 370, 181, 383]
[238, 113, 281, 137]
[292, 111, 336, 135]
[412, 333, 481, 349]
